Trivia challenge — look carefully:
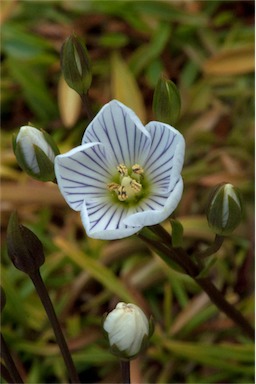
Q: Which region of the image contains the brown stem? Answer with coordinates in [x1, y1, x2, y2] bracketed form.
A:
[30, 270, 80, 383]
[81, 93, 94, 121]
[139, 226, 254, 341]
[0, 333, 24, 383]
[120, 360, 131, 384]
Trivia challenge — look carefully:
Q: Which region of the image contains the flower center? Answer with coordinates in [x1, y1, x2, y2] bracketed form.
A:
[107, 164, 144, 202]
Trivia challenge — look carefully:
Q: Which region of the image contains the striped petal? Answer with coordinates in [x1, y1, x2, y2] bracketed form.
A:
[144, 122, 185, 194]
[123, 177, 183, 227]
[55, 142, 113, 211]
[81, 199, 141, 240]
[82, 100, 151, 167]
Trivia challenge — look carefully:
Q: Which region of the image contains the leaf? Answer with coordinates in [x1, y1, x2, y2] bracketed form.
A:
[203, 44, 255, 75]
[111, 52, 146, 123]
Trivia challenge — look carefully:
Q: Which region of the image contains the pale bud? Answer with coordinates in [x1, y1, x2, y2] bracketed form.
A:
[103, 302, 153, 360]
[13, 125, 59, 181]
[207, 183, 243, 236]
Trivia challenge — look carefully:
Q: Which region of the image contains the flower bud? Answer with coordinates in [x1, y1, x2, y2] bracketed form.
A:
[153, 75, 181, 125]
[103, 302, 153, 360]
[7, 212, 45, 275]
[13, 125, 59, 181]
[60, 34, 92, 96]
[207, 183, 243, 236]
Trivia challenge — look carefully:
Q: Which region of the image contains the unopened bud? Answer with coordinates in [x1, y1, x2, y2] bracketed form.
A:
[13, 125, 59, 182]
[7, 212, 45, 274]
[207, 183, 243, 236]
[153, 75, 181, 125]
[103, 302, 153, 360]
[60, 34, 92, 96]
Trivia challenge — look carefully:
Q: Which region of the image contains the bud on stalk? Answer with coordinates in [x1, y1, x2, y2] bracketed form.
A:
[153, 75, 181, 125]
[60, 34, 92, 96]
[207, 183, 243, 236]
[7, 212, 45, 274]
[13, 125, 59, 182]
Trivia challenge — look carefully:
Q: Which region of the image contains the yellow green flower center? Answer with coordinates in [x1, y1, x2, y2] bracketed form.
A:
[107, 164, 145, 202]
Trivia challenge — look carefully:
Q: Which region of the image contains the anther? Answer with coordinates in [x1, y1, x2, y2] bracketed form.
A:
[132, 164, 144, 175]
[117, 186, 127, 201]
[117, 164, 128, 176]
[130, 179, 142, 192]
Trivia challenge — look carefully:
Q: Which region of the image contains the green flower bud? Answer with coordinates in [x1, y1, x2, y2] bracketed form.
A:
[153, 75, 181, 125]
[13, 125, 59, 182]
[103, 302, 153, 360]
[7, 212, 45, 275]
[207, 183, 243, 236]
[60, 34, 92, 96]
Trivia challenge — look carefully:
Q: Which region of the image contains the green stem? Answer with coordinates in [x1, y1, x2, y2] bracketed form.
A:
[120, 360, 131, 384]
[1, 333, 24, 383]
[196, 234, 224, 259]
[81, 92, 94, 121]
[30, 270, 80, 383]
[140, 226, 254, 340]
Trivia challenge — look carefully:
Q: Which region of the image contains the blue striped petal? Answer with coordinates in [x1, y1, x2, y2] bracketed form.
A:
[82, 100, 151, 167]
[144, 122, 185, 195]
[123, 177, 183, 227]
[55, 142, 113, 211]
[80, 199, 141, 240]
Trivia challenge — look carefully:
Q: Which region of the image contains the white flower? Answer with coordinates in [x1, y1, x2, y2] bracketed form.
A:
[14, 126, 59, 181]
[103, 302, 149, 358]
[55, 100, 185, 240]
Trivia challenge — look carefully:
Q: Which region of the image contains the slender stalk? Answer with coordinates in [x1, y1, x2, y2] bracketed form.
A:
[1, 362, 14, 384]
[1, 333, 24, 383]
[30, 270, 80, 383]
[196, 234, 224, 259]
[196, 277, 254, 339]
[139, 226, 254, 340]
[120, 360, 131, 384]
[81, 92, 94, 121]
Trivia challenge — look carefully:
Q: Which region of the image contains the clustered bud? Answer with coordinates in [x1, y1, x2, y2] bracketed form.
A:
[207, 183, 243, 236]
[7, 212, 45, 275]
[103, 302, 153, 360]
[13, 125, 59, 182]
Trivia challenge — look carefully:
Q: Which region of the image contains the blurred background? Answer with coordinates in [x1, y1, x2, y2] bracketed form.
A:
[1, 1, 254, 383]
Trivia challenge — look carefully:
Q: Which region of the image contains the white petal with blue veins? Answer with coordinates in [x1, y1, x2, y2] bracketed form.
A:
[82, 100, 151, 167]
[55, 142, 113, 211]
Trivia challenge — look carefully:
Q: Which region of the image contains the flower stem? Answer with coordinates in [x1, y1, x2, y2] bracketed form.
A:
[196, 234, 224, 259]
[139, 225, 254, 340]
[1, 333, 24, 383]
[120, 360, 131, 384]
[81, 92, 94, 121]
[29, 270, 80, 383]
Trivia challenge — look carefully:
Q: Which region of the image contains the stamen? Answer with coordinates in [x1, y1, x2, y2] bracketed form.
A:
[132, 164, 144, 175]
[130, 179, 142, 192]
[117, 186, 127, 201]
[108, 163, 145, 202]
[107, 182, 120, 191]
[117, 164, 128, 176]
